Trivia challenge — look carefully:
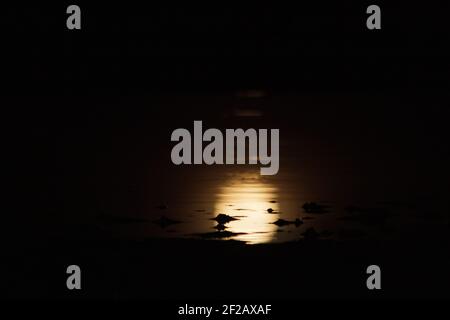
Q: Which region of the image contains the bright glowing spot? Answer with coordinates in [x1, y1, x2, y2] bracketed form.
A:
[213, 172, 279, 244]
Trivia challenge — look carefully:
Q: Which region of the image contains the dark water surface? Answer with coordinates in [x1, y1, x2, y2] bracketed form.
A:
[50, 91, 450, 245]
[6, 91, 450, 299]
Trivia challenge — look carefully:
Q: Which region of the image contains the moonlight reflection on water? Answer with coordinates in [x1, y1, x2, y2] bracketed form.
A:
[213, 172, 280, 244]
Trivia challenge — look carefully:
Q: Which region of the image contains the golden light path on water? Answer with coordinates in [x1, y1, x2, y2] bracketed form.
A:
[213, 172, 279, 244]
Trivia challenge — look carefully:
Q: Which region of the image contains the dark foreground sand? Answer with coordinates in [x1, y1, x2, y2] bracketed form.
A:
[4, 229, 450, 299]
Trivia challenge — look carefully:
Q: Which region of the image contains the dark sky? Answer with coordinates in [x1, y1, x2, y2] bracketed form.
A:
[3, 3, 449, 94]
[4, 2, 449, 224]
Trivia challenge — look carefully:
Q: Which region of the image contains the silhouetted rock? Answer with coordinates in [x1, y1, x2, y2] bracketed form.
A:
[197, 230, 246, 240]
[302, 202, 329, 214]
[272, 218, 303, 227]
[155, 204, 168, 210]
[153, 216, 181, 228]
[212, 214, 238, 224]
[272, 219, 289, 227]
[214, 224, 228, 231]
[301, 227, 320, 240]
